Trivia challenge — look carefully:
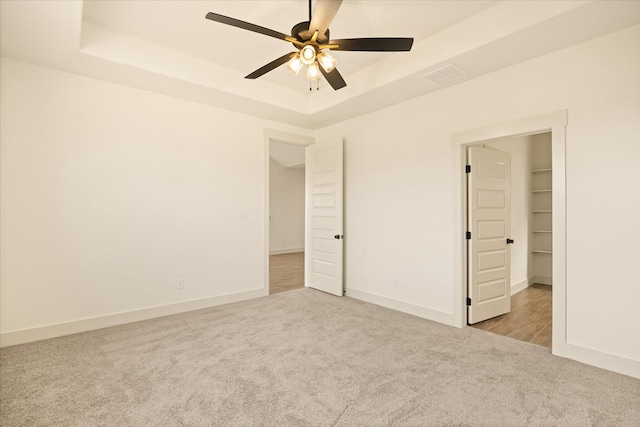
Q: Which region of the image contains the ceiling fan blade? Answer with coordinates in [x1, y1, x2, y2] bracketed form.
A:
[302, 0, 343, 42]
[329, 38, 414, 52]
[245, 52, 296, 79]
[320, 66, 347, 90]
[205, 12, 295, 43]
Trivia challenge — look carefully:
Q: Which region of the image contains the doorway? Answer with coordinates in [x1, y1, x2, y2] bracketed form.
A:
[451, 110, 567, 355]
[269, 140, 306, 294]
[467, 133, 553, 348]
[264, 131, 345, 298]
[264, 130, 314, 295]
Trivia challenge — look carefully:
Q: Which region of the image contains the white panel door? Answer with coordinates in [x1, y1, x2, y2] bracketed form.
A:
[305, 137, 344, 296]
[467, 146, 511, 324]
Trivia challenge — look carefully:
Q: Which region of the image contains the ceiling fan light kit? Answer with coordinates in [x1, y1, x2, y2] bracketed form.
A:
[307, 62, 321, 81]
[317, 51, 337, 73]
[300, 45, 317, 65]
[287, 54, 304, 75]
[205, 0, 414, 91]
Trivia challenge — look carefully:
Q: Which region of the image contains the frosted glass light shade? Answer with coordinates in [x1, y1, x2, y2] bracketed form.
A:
[317, 51, 337, 73]
[307, 62, 321, 81]
[287, 54, 303, 75]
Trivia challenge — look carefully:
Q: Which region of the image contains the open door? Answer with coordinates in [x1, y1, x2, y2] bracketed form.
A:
[467, 145, 512, 324]
[305, 137, 344, 296]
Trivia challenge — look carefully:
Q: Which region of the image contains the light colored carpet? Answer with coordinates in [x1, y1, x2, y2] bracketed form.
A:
[1, 288, 639, 426]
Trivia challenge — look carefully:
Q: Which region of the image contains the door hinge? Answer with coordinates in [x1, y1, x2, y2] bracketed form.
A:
[466, 231, 471, 240]
[465, 165, 471, 173]
[466, 297, 472, 306]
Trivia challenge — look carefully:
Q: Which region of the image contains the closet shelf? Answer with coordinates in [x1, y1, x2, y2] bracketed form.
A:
[532, 230, 552, 233]
[531, 249, 552, 254]
[532, 168, 552, 173]
[532, 189, 552, 193]
[532, 210, 552, 213]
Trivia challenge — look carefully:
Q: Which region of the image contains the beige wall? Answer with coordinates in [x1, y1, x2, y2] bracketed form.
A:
[316, 25, 639, 375]
[0, 58, 310, 341]
[269, 158, 305, 254]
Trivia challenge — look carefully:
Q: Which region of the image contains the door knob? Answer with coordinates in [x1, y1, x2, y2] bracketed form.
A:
[506, 238, 514, 244]
[334, 235, 344, 240]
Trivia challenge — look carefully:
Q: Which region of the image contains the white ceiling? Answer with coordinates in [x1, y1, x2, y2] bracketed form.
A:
[1, 1, 639, 129]
[82, 1, 497, 91]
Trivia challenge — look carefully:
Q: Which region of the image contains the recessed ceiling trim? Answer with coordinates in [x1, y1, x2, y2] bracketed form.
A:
[2, 0, 638, 129]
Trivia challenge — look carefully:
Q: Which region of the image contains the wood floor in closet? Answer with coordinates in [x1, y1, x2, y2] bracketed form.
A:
[471, 284, 552, 349]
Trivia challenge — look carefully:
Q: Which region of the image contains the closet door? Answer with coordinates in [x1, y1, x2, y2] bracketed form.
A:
[467, 146, 511, 324]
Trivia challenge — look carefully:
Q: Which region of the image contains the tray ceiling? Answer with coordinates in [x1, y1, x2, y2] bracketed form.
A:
[1, 1, 638, 129]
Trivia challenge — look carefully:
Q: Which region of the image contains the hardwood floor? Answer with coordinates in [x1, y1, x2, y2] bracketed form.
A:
[269, 252, 304, 294]
[470, 284, 552, 348]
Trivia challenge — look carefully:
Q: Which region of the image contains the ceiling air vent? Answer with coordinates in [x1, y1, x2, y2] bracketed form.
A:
[423, 64, 467, 85]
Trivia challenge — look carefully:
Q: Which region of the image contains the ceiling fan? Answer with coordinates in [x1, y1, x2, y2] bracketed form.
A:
[205, 0, 414, 90]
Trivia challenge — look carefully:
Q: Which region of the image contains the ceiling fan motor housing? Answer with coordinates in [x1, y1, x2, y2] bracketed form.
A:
[291, 21, 330, 44]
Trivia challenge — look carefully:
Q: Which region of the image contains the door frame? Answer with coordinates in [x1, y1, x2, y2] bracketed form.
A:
[263, 129, 315, 296]
[451, 110, 567, 354]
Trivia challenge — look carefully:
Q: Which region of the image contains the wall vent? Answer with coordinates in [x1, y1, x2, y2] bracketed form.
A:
[423, 64, 467, 85]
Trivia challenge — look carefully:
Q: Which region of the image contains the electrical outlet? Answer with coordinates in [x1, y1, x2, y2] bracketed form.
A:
[178, 279, 185, 290]
[392, 277, 399, 288]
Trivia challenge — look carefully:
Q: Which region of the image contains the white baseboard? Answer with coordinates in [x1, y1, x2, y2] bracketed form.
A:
[0, 288, 266, 348]
[269, 247, 304, 255]
[554, 341, 640, 379]
[510, 278, 531, 295]
[346, 288, 458, 327]
[533, 275, 552, 285]
[347, 287, 638, 379]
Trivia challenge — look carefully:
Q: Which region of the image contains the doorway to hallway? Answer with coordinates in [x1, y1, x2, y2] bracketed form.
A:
[264, 131, 345, 298]
[268, 140, 307, 295]
[270, 252, 304, 294]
